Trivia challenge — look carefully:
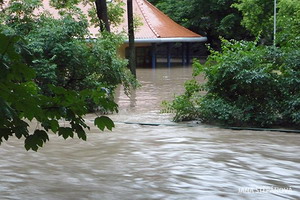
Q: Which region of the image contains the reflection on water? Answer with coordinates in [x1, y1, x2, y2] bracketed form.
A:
[1, 66, 300, 200]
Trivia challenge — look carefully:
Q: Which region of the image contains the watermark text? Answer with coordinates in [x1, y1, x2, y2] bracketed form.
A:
[238, 186, 293, 194]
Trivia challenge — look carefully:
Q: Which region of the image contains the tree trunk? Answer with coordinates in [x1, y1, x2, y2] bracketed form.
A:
[95, 0, 110, 32]
[127, 0, 136, 77]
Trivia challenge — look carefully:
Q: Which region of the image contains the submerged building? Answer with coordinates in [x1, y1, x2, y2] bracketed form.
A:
[115, 0, 207, 67]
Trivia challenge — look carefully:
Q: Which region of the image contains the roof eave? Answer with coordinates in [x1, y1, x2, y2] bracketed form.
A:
[124, 37, 208, 43]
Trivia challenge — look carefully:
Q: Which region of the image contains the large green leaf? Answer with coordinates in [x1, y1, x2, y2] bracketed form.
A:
[58, 127, 74, 139]
[94, 116, 115, 131]
[24, 130, 49, 151]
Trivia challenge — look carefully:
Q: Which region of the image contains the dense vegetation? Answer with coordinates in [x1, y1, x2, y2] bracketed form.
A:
[164, 0, 300, 128]
[0, 0, 136, 150]
[166, 39, 300, 128]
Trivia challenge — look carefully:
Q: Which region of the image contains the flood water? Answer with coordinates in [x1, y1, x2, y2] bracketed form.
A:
[1, 66, 300, 200]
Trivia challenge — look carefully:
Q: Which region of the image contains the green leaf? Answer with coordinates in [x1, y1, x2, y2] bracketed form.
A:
[49, 120, 59, 133]
[13, 119, 29, 139]
[0, 128, 13, 143]
[94, 116, 115, 131]
[0, 97, 16, 119]
[24, 130, 49, 151]
[25, 135, 38, 151]
[35, 130, 49, 143]
[58, 127, 74, 139]
[73, 124, 86, 141]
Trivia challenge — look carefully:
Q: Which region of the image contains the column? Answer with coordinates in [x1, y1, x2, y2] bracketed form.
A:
[151, 43, 157, 69]
[167, 43, 172, 68]
[182, 43, 186, 65]
[186, 42, 190, 65]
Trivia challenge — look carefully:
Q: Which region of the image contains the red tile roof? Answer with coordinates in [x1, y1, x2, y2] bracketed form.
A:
[113, 0, 203, 39]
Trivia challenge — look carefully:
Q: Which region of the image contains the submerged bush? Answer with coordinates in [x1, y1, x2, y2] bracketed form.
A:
[166, 39, 300, 128]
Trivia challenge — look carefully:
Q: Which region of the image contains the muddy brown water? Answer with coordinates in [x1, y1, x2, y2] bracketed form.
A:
[1, 66, 299, 200]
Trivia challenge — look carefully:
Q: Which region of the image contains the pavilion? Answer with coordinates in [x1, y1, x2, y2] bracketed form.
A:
[115, 0, 207, 67]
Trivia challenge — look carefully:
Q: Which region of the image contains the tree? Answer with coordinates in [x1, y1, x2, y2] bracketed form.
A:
[127, 0, 136, 77]
[233, 0, 275, 44]
[85, 0, 136, 76]
[95, 0, 110, 32]
[233, 0, 300, 45]
[276, 0, 300, 46]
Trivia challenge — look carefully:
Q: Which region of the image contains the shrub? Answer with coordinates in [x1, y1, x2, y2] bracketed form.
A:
[166, 39, 300, 128]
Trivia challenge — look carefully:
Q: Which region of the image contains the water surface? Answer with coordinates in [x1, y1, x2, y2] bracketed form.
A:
[1, 66, 299, 200]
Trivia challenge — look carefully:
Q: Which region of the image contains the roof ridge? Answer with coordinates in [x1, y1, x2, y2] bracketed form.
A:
[136, 0, 160, 38]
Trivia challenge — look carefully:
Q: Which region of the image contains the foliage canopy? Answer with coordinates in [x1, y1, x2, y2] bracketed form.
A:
[0, 0, 137, 150]
[234, 0, 300, 45]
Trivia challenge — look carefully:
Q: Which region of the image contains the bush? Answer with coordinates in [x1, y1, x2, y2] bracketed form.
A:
[0, 0, 138, 150]
[166, 39, 300, 128]
[1, 0, 138, 110]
